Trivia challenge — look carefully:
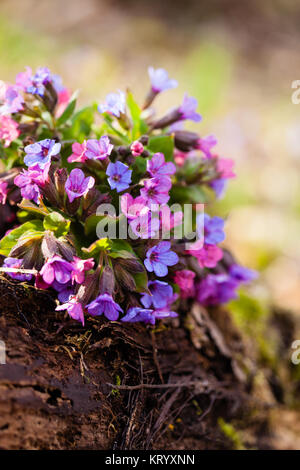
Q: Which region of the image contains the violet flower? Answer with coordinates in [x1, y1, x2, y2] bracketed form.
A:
[65, 168, 95, 203]
[129, 212, 160, 239]
[0, 181, 8, 205]
[24, 139, 61, 168]
[140, 177, 172, 205]
[144, 241, 179, 277]
[85, 136, 113, 160]
[40, 255, 74, 285]
[56, 297, 85, 326]
[197, 214, 225, 245]
[141, 280, 175, 309]
[3, 257, 32, 281]
[98, 90, 126, 118]
[147, 153, 176, 177]
[0, 85, 24, 115]
[86, 293, 123, 321]
[71, 256, 94, 284]
[195, 135, 217, 158]
[26, 67, 52, 96]
[196, 274, 238, 306]
[148, 67, 178, 93]
[229, 264, 258, 283]
[52, 280, 74, 303]
[15, 163, 50, 203]
[122, 306, 177, 325]
[178, 94, 202, 123]
[106, 161, 132, 193]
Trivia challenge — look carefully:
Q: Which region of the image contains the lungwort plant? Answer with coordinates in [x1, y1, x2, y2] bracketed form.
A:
[0, 66, 256, 326]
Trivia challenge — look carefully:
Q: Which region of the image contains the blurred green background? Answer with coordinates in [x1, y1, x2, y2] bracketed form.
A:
[1, 0, 300, 314]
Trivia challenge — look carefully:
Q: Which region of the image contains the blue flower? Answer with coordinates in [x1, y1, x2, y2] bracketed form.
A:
[26, 67, 52, 96]
[141, 280, 174, 309]
[24, 139, 61, 168]
[86, 293, 123, 321]
[106, 161, 132, 193]
[148, 67, 178, 93]
[98, 90, 126, 118]
[122, 305, 178, 325]
[229, 264, 258, 283]
[197, 214, 225, 245]
[144, 241, 179, 277]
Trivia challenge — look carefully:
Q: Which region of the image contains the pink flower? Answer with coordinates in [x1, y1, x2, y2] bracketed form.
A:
[68, 141, 87, 163]
[56, 88, 71, 117]
[140, 177, 172, 205]
[0, 181, 8, 205]
[160, 205, 183, 231]
[15, 67, 33, 91]
[71, 256, 94, 284]
[187, 241, 223, 268]
[217, 158, 236, 179]
[85, 137, 113, 160]
[174, 270, 196, 299]
[0, 115, 19, 147]
[56, 297, 85, 326]
[147, 152, 176, 177]
[65, 168, 95, 203]
[174, 149, 189, 167]
[130, 140, 144, 156]
[121, 193, 148, 220]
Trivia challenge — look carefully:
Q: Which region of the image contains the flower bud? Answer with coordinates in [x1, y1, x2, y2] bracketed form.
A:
[174, 130, 199, 152]
[99, 265, 115, 295]
[114, 264, 136, 292]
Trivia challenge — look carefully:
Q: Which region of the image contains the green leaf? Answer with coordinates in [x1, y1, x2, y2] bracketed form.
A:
[56, 91, 78, 127]
[82, 238, 112, 258]
[110, 239, 135, 255]
[132, 156, 147, 183]
[0, 220, 44, 256]
[126, 91, 148, 139]
[43, 212, 71, 237]
[147, 135, 174, 161]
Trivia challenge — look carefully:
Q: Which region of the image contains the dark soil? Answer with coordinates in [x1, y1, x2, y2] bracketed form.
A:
[0, 274, 297, 450]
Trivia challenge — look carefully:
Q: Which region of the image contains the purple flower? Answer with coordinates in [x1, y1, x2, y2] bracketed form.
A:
[56, 297, 85, 326]
[26, 67, 52, 96]
[140, 177, 171, 205]
[98, 90, 126, 117]
[229, 264, 258, 283]
[71, 256, 94, 284]
[40, 255, 74, 285]
[144, 241, 179, 277]
[147, 153, 176, 177]
[3, 257, 32, 281]
[197, 274, 238, 306]
[141, 280, 175, 309]
[0, 85, 24, 114]
[195, 135, 217, 158]
[85, 136, 113, 160]
[15, 163, 50, 203]
[121, 306, 177, 325]
[24, 139, 61, 168]
[52, 280, 74, 303]
[65, 168, 95, 203]
[210, 179, 227, 199]
[0, 181, 8, 205]
[197, 214, 225, 245]
[106, 161, 132, 193]
[129, 212, 160, 239]
[148, 67, 178, 93]
[86, 293, 123, 321]
[178, 94, 202, 123]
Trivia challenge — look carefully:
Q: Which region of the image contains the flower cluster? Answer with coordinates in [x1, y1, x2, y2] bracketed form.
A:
[0, 66, 256, 327]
